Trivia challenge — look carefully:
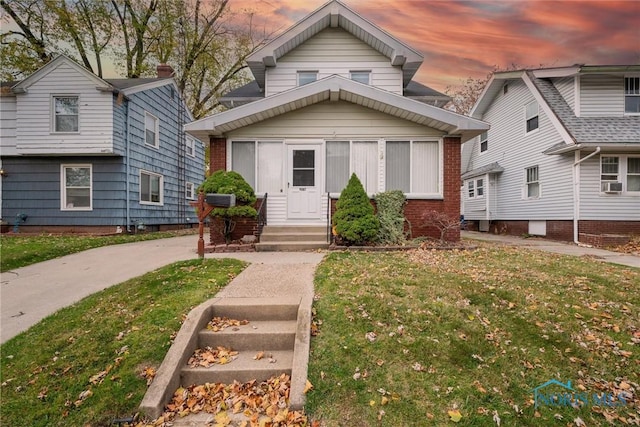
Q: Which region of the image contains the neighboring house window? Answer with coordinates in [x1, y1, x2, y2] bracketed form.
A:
[61, 164, 92, 210]
[525, 101, 539, 133]
[600, 155, 640, 193]
[600, 156, 619, 192]
[53, 96, 79, 132]
[385, 141, 439, 194]
[466, 178, 484, 198]
[145, 112, 159, 148]
[350, 71, 370, 85]
[479, 131, 488, 153]
[185, 182, 196, 200]
[140, 170, 163, 204]
[628, 157, 640, 192]
[625, 77, 640, 114]
[297, 71, 317, 86]
[185, 136, 196, 157]
[525, 166, 540, 198]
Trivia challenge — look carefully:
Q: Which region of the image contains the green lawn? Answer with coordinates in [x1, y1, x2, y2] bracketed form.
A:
[306, 246, 640, 426]
[0, 258, 246, 427]
[0, 230, 197, 272]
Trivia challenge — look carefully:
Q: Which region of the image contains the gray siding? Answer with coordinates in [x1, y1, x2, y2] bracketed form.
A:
[553, 77, 575, 112]
[0, 94, 17, 156]
[579, 155, 640, 220]
[580, 75, 624, 117]
[466, 79, 574, 220]
[1, 157, 126, 226]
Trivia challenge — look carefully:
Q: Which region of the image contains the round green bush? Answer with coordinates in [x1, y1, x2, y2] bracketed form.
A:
[199, 170, 257, 206]
[332, 173, 379, 245]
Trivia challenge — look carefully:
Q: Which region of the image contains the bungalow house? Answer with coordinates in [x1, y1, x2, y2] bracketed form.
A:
[461, 65, 640, 246]
[184, 0, 488, 245]
[0, 55, 206, 233]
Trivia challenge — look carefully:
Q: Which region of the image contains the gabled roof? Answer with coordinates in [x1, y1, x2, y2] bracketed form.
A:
[247, 0, 423, 89]
[185, 75, 488, 141]
[461, 162, 504, 180]
[11, 54, 112, 94]
[471, 65, 640, 153]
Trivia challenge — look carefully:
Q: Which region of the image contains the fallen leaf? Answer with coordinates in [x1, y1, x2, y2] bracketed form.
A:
[303, 380, 313, 394]
[448, 409, 462, 423]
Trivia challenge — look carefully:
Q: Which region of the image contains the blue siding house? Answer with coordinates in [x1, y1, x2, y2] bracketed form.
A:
[0, 55, 206, 233]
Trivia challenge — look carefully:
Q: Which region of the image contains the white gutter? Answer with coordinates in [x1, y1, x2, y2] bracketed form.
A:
[573, 146, 600, 244]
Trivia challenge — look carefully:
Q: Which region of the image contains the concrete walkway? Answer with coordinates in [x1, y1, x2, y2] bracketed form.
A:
[462, 231, 640, 268]
[0, 235, 325, 344]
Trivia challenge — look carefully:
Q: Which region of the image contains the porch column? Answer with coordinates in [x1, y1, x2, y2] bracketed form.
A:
[209, 136, 227, 174]
[443, 135, 462, 241]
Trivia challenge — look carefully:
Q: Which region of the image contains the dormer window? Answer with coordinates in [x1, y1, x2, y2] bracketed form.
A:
[297, 71, 317, 86]
[350, 71, 370, 85]
[625, 77, 640, 114]
[53, 96, 79, 132]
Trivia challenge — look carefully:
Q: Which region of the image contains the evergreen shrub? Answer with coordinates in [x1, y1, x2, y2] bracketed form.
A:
[375, 190, 407, 245]
[332, 173, 379, 245]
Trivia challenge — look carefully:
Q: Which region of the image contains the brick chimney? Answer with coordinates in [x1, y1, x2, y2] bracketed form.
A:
[156, 64, 174, 78]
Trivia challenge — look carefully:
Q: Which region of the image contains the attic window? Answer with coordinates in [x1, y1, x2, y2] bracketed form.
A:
[297, 71, 317, 86]
[350, 71, 370, 85]
[53, 96, 79, 132]
[525, 101, 539, 133]
[625, 77, 640, 114]
[479, 131, 488, 153]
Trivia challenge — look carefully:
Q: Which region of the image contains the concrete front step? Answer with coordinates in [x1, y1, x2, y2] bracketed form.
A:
[255, 242, 330, 252]
[198, 320, 296, 351]
[210, 297, 299, 321]
[260, 232, 328, 243]
[181, 350, 293, 385]
[261, 225, 327, 234]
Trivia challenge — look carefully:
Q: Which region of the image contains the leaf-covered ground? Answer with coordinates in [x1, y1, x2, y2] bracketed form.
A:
[306, 246, 639, 426]
[0, 258, 245, 427]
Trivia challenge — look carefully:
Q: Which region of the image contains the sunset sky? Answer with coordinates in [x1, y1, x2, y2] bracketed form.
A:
[233, 0, 640, 92]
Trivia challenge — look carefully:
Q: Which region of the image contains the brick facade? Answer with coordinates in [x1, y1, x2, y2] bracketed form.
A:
[209, 137, 226, 174]
[208, 198, 266, 244]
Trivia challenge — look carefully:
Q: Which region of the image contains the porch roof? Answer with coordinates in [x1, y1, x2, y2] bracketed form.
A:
[185, 75, 488, 141]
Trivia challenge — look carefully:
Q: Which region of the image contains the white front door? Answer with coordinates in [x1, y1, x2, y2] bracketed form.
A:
[287, 144, 321, 220]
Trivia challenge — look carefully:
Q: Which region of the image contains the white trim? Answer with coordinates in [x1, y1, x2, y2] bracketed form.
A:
[624, 75, 640, 116]
[574, 75, 581, 117]
[61, 164, 93, 211]
[185, 182, 196, 200]
[139, 170, 164, 205]
[185, 136, 196, 157]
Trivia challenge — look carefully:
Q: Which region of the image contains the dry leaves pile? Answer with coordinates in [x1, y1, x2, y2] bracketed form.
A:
[138, 374, 310, 426]
[207, 317, 250, 332]
[609, 236, 640, 255]
[188, 347, 239, 368]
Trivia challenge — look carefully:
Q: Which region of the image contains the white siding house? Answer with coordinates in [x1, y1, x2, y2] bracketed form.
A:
[185, 0, 488, 243]
[462, 65, 640, 244]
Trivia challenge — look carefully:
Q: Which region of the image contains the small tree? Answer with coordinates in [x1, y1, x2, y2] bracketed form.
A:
[375, 190, 407, 245]
[422, 210, 460, 242]
[199, 170, 257, 243]
[332, 173, 379, 245]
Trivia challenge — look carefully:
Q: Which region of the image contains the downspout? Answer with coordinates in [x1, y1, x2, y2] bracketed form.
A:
[573, 146, 600, 244]
[125, 98, 132, 233]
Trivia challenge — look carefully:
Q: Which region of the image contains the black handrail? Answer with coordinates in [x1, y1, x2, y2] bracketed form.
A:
[326, 192, 332, 244]
[256, 193, 268, 239]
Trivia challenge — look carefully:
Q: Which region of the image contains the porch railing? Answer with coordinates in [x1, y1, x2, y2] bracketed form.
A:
[256, 193, 268, 239]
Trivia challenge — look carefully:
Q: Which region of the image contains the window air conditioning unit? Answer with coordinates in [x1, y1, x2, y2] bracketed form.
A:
[603, 182, 622, 193]
[205, 193, 236, 207]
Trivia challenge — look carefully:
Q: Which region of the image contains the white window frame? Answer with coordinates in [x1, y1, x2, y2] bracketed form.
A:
[139, 170, 163, 205]
[297, 71, 318, 86]
[600, 155, 640, 194]
[185, 136, 196, 157]
[144, 112, 159, 148]
[61, 164, 92, 211]
[525, 165, 540, 199]
[624, 76, 640, 115]
[185, 182, 196, 200]
[52, 95, 79, 133]
[384, 140, 441, 197]
[350, 70, 371, 85]
[525, 101, 539, 134]
[467, 178, 484, 199]
[479, 131, 488, 153]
